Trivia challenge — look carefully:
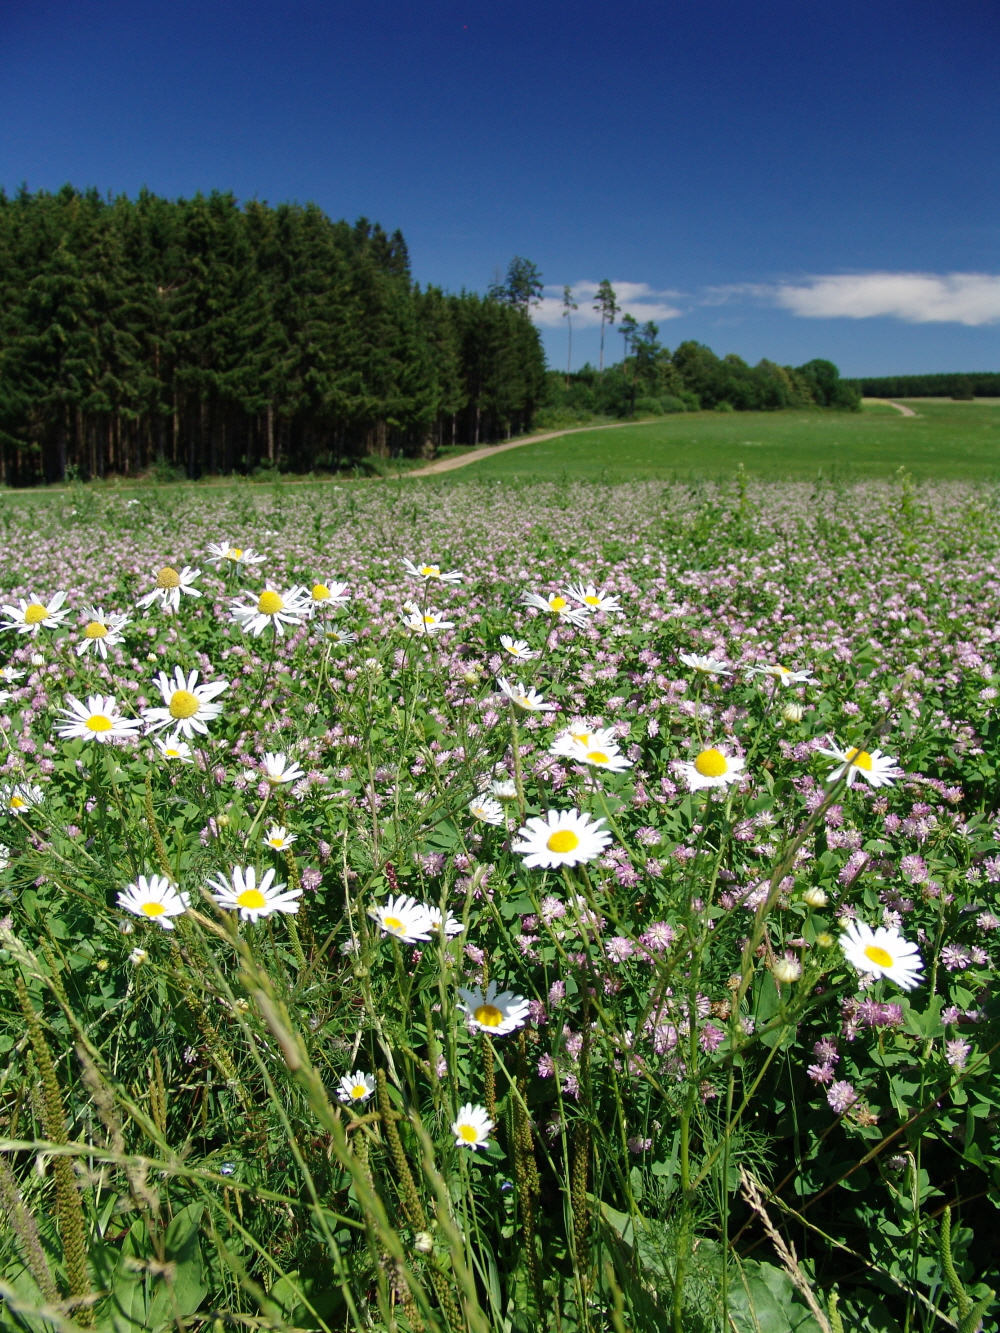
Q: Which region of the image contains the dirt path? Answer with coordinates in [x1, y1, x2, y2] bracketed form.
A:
[863, 398, 918, 417]
[401, 418, 665, 478]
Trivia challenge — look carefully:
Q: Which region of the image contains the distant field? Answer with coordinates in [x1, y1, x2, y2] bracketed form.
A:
[434, 400, 1000, 483]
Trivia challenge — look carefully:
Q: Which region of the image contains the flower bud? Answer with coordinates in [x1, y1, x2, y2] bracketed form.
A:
[413, 1231, 434, 1254]
[771, 957, 801, 984]
[781, 702, 804, 723]
[802, 887, 828, 908]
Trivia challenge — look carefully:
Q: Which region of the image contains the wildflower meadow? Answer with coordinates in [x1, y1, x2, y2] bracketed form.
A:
[0, 472, 998, 1333]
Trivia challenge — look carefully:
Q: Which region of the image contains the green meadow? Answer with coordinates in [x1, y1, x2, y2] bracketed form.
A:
[440, 400, 1000, 483]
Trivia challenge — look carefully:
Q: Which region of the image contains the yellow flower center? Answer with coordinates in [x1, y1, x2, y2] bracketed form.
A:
[423, 615, 435, 625]
[383, 915, 404, 933]
[864, 944, 894, 968]
[584, 594, 601, 605]
[420, 565, 439, 577]
[23, 604, 48, 624]
[141, 901, 166, 917]
[226, 548, 242, 560]
[586, 750, 609, 764]
[267, 837, 284, 848]
[694, 748, 728, 777]
[845, 748, 873, 771]
[156, 567, 181, 588]
[474, 1003, 504, 1027]
[547, 829, 580, 854]
[458, 1124, 479, 1142]
[258, 590, 284, 616]
[164, 747, 182, 758]
[351, 1084, 368, 1100]
[84, 621, 108, 638]
[311, 584, 330, 601]
[169, 689, 200, 719]
[549, 596, 567, 611]
[237, 888, 267, 909]
[85, 714, 113, 732]
[505, 643, 521, 654]
[9, 795, 26, 809]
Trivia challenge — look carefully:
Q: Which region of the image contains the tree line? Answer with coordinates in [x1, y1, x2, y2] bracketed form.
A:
[0, 186, 546, 484]
[843, 373, 1000, 400]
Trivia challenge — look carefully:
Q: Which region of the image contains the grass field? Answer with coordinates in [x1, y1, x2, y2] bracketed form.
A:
[439, 400, 1000, 483]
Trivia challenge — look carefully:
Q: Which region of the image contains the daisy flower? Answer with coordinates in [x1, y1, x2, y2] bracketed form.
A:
[263, 825, 297, 851]
[154, 734, 193, 763]
[308, 580, 350, 610]
[469, 796, 505, 825]
[428, 906, 465, 937]
[452, 1103, 494, 1150]
[206, 541, 266, 569]
[551, 723, 619, 753]
[117, 874, 190, 930]
[521, 590, 589, 627]
[549, 731, 632, 772]
[499, 635, 538, 662]
[55, 694, 142, 743]
[490, 779, 518, 801]
[679, 653, 731, 676]
[142, 667, 229, 738]
[399, 603, 454, 636]
[75, 607, 130, 659]
[208, 865, 302, 923]
[230, 584, 310, 637]
[401, 559, 463, 584]
[748, 663, 817, 686]
[839, 920, 923, 990]
[677, 748, 745, 791]
[369, 894, 435, 943]
[337, 1071, 376, 1105]
[3, 783, 43, 813]
[497, 677, 557, 712]
[136, 567, 202, 613]
[262, 752, 306, 786]
[457, 981, 531, 1035]
[327, 628, 357, 645]
[566, 583, 622, 614]
[512, 808, 612, 869]
[0, 667, 25, 683]
[819, 743, 902, 789]
[1, 592, 69, 636]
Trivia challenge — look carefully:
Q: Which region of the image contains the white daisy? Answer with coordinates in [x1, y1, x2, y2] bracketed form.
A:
[337, 1071, 376, 1104]
[489, 779, 518, 801]
[499, 635, 538, 662]
[512, 808, 612, 868]
[549, 731, 632, 772]
[154, 734, 193, 763]
[566, 583, 622, 614]
[3, 783, 43, 813]
[839, 920, 923, 991]
[401, 559, 463, 584]
[75, 607, 130, 659]
[1, 592, 69, 636]
[369, 894, 435, 943]
[469, 796, 505, 825]
[497, 677, 558, 712]
[550, 723, 618, 753]
[456, 981, 531, 1035]
[263, 825, 297, 851]
[428, 906, 465, 938]
[308, 580, 350, 610]
[142, 667, 229, 738]
[129, 947, 148, 965]
[819, 743, 902, 789]
[677, 747, 745, 791]
[117, 874, 190, 930]
[399, 603, 454, 636]
[679, 653, 730, 676]
[262, 752, 306, 786]
[0, 667, 25, 683]
[326, 628, 357, 645]
[748, 663, 817, 686]
[452, 1103, 494, 1150]
[230, 584, 311, 637]
[208, 865, 302, 923]
[521, 591, 589, 627]
[136, 566, 202, 613]
[55, 694, 142, 744]
[206, 541, 266, 569]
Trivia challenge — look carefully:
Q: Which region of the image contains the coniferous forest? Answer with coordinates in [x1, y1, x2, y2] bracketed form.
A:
[0, 185, 868, 486]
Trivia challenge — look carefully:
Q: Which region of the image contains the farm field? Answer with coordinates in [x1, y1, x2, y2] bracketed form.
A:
[434, 400, 1000, 483]
[0, 477, 998, 1333]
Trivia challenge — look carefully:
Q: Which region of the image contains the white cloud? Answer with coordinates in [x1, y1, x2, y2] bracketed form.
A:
[772, 272, 1000, 326]
[532, 281, 684, 328]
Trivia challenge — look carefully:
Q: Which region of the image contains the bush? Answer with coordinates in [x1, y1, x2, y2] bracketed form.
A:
[634, 396, 664, 416]
[660, 394, 688, 413]
[714, 399, 734, 412]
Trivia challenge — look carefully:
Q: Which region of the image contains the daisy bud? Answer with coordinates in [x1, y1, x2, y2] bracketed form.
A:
[802, 887, 828, 908]
[413, 1232, 434, 1254]
[771, 957, 801, 984]
[781, 702, 804, 723]
[816, 931, 835, 948]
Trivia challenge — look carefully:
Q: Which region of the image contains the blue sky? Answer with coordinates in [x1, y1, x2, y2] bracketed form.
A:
[1, 0, 997, 376]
